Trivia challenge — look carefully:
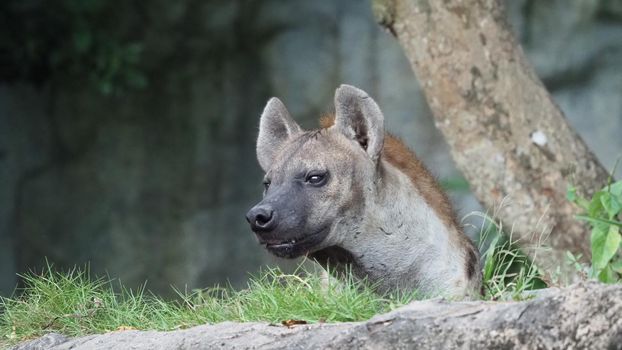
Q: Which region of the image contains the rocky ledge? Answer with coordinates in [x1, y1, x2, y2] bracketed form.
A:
[13, 282, 622, 350]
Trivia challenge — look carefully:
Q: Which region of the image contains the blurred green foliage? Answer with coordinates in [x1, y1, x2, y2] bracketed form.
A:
[440, 176, 470, 192]
[0, 0, 147, 94]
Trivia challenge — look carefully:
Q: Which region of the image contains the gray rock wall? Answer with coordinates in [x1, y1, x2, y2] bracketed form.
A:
[1, 0, 621, 296]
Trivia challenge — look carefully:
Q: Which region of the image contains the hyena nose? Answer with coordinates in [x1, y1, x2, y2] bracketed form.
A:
[246, 205, 276, 232]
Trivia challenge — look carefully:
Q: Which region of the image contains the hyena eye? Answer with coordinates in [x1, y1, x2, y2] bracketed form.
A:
[263, 180, 271, 191]
[305, 172, 328, 186]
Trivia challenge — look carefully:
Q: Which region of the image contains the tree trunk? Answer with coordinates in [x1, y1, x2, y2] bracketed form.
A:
[372, 0, 610, 275]
[13, 282, 622, 349]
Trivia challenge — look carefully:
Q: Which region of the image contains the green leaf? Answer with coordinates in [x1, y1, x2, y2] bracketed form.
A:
[597, 265, 617, 283]
[607, 225, 622, 256]
[565, 250, 576, 262]
[606, 181, 622, 197]
[576, 215, 622, 228]
[591, 225, 621, 272]
[601, 192, 622, 219]
[612, 260, 622, 274]
[567, 185, 590, 209]
[591, 226, 607, 271]
[588, 191, 605, 218]
[566, 185, 577, 202]
[612, 198, 621, 217]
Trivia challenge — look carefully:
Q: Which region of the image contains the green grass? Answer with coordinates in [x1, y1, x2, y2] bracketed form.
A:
[472, 211, 547, 300]
[1, 209, 551, 348]
[0, 264, 417, 348]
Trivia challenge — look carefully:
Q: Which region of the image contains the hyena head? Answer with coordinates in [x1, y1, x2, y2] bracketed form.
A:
[246, 85, 384, 259]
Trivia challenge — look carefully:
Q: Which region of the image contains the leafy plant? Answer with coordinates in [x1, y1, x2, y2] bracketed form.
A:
[568, 180, 622, 283]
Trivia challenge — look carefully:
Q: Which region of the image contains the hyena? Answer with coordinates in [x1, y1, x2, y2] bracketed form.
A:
[246, 85, 481, 298]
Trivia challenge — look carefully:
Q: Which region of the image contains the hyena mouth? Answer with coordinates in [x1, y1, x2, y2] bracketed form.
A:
[263, 227, 329, 259]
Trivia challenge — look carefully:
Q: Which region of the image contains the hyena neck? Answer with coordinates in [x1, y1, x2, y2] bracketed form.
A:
[343, 159, 476, 297]
[314, 117, 480, 298]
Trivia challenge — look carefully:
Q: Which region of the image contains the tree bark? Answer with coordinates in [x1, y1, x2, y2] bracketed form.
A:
[13, 282, 622, 349]
[372, 0, 610, 274]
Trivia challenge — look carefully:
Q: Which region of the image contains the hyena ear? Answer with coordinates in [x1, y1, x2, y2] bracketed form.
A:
[334, 84, 385, 162]
[257, 97, 302, 171]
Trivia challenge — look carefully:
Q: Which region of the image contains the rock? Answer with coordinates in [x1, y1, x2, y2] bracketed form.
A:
[12, 333, 68, 350]
[13, 282, 622, 350]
